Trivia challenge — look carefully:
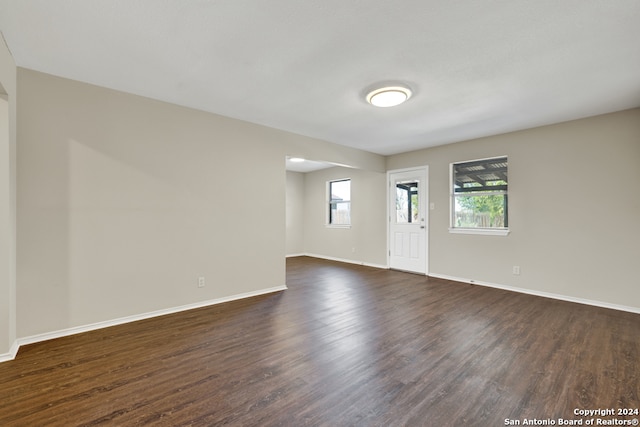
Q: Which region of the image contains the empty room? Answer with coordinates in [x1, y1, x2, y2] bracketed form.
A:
[1, 1, 639, 426]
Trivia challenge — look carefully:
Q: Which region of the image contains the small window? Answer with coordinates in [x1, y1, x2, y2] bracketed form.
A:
[450, 157, 508, 235]
[328, 179, 351, 226]
[395, 181, 420, 224]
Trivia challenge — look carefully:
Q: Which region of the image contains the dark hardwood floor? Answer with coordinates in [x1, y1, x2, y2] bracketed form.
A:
[1, 256, 639, 426]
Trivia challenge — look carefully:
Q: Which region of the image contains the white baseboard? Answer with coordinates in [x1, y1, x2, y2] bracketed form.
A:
[428, 273, 640, 315]
[5, 264, 638, 362]
[303, 253, 388, 270]
[0, 339, 19, 363]
[301, 254, 640, 314]
[3, 285, 287, 363]
[285, 253, 306, 258]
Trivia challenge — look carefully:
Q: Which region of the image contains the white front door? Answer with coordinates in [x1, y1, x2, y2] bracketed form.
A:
[389, 168, 427, 274]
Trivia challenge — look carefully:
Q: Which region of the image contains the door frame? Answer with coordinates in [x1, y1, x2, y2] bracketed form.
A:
[387, 166, 429, 274]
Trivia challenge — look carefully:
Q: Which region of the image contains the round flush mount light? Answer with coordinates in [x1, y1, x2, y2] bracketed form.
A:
[289, 157, 305, 162]
[366, 86, 412, 107]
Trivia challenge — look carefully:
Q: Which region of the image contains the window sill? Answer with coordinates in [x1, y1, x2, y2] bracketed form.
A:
[449, 227, 510, 236]
[326, 224, 351, 229]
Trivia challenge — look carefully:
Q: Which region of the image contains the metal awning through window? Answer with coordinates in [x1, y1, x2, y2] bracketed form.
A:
[453, 157, 507, 193]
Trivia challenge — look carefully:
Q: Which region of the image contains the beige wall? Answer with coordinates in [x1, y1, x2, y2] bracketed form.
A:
[16, 69, 384, 340]
[17, 69, 283, 337]
[388, 109, 640, 310]
[286, 171, 305, 255]
[0, 33, 17, 359]
[302, 166, 387, 267]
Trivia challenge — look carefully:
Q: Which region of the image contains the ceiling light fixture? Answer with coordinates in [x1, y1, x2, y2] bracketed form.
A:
[366, 86, 412, 107]
[289, 157, 305, 162]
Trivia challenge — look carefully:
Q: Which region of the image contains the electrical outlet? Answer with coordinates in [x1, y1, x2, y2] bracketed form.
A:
[198, 276, 205, 288]
[512, 266, 520, 275]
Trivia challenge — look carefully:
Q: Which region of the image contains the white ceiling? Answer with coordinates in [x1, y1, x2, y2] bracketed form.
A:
[285, 158, 334, 173]
[1, 1, 639, 156]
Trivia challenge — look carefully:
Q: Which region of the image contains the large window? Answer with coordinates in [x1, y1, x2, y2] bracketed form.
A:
[451, 156, 508, 235]
[328, 179, 351, 226]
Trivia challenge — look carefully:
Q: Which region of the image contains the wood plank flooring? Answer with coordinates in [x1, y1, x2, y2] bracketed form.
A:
[1, 256, 639, 426]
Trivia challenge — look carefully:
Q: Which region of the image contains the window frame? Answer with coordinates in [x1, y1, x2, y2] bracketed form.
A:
[449, 156, 510, 236]
[327, 178, 351, 228]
